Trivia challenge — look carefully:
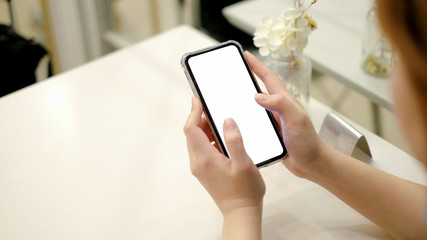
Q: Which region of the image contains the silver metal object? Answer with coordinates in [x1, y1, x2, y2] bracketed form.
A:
[319, 112, 372, 162]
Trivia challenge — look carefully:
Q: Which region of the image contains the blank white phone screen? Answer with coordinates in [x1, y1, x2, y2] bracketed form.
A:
[187, 44, 285, 165]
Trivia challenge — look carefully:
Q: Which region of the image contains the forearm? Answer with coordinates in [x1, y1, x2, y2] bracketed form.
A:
[222, 205, 263, 240]
[309, 146, 427, 240]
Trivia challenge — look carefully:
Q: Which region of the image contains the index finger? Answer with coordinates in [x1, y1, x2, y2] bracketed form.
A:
[183, 97, 222, 162]
[244, 51, 287, 95]
[183, 98, 211, 153]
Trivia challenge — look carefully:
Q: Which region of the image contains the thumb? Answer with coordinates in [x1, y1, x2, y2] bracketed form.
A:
[223, 118, 251, 163]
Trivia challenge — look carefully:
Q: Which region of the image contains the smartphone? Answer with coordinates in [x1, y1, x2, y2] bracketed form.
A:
[181, 40, 286, 167]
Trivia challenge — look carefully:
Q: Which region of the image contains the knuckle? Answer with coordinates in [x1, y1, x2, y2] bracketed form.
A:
[275, 94, 289, 110]
[190, 156, 210, 177]
[183, 122, 193, 135]
[226, 132, 243, 148]
[276, 93, 288, 104]
[190, 164, 200, 177]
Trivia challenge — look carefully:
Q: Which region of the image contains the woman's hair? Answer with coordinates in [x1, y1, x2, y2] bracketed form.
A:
[376, 0, 427, 160]
[376, 0, 427, 84]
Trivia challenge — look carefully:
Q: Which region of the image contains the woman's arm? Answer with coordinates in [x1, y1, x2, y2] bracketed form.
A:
[222, 205, 263, 240]
[310, 148, 427, 240]
[246, 51, 427, 240]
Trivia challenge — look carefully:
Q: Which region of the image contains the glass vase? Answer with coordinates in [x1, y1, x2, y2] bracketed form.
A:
[361, 7, 394, 78]
[264, 53, 312, 112]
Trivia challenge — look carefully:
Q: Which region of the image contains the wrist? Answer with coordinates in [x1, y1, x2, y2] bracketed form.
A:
[304, 141, 360, 189]
[302, 141, 337, 183]
[222, 204, 263, 240]
[221, 198, 263, 218]
[223, 202, 263, 219]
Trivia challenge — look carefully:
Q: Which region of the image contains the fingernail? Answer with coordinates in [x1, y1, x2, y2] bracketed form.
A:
[224, 118, 237, 131]
[255, 93, 268, 102]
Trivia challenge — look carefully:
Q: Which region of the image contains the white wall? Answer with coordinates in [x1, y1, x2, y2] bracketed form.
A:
[112, 0, 179, 42]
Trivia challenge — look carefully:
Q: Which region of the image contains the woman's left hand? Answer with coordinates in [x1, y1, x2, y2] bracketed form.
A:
[183, 97, 266, 216]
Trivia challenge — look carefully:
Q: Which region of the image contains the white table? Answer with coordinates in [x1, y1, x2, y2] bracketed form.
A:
[0, 25, 424, 240]
[223, 0, 392, 121]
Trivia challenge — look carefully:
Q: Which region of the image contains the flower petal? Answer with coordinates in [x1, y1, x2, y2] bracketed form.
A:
[259, 47, 270, 56]
[271, 19, 285, 31]
[254, 37, 268, 48]
[296, 17, 308, 28]
[254, 27, 269, 37]
[282, 8, 302, 20]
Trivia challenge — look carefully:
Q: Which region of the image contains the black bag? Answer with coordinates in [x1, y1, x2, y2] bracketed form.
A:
[0, 0, 48, 97]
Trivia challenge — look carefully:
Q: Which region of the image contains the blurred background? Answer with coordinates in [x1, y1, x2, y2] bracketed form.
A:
[0, 0, 253, 74]
[0, 0, 409, 154]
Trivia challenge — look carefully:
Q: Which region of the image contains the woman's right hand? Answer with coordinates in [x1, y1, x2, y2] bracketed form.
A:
[245, 51, 330, 179]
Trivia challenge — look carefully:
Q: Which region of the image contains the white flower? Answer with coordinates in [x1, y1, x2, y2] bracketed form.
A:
[253, 1, 317, 58]
[282, 8, 302, 21]
[254, 17, 285, 56]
